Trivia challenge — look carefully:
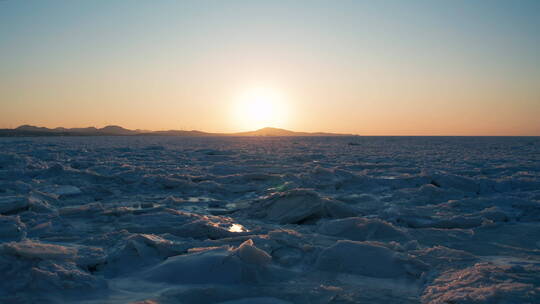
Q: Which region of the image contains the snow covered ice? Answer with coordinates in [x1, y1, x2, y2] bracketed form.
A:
[0, 136, 539, 303]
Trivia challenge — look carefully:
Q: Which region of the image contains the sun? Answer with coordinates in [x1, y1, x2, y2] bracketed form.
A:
[232, 87, 287, 130]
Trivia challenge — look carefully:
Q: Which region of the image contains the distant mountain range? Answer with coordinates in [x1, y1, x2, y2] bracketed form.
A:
[0, 125, 354, 137]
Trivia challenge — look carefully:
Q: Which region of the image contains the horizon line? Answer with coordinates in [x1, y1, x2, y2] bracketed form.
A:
[1, 124, 539, 137]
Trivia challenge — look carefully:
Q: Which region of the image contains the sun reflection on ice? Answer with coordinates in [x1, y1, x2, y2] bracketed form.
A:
[228, 223, 248, 232]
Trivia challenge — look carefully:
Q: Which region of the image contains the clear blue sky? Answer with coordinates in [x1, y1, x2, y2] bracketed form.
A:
[1, 0, 539, 134]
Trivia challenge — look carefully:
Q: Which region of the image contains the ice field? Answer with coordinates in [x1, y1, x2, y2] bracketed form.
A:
[0, 136, 539, 303]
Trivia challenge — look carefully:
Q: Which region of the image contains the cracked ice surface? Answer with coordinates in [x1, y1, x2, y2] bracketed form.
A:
[0, 136, 539, 303]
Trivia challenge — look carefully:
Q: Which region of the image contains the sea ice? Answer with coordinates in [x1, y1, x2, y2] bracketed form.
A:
[0, 136, 538, 303]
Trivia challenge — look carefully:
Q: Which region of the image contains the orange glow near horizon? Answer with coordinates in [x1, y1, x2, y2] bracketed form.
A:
[1, 1, 539, 136]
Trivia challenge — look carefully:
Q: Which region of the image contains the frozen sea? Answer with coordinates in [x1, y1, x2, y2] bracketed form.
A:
[1, 136, 539, 303]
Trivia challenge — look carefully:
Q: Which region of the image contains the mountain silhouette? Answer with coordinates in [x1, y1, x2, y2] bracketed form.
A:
[231, 127, 348, 137]
[0, 125, 354, 137]
[99, 125, 137, 135]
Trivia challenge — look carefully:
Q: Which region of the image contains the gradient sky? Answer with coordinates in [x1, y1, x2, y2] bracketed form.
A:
[1, 0, 539, 135]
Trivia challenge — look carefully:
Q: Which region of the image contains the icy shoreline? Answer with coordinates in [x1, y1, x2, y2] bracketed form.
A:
[1, 136, 539, 303]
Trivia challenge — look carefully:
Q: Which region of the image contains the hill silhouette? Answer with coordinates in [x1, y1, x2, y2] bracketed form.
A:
[0, 125, 354, 137]
[231, 127, 348, 137]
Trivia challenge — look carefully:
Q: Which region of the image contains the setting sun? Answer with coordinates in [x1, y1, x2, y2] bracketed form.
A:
[232, 87, 288, 131]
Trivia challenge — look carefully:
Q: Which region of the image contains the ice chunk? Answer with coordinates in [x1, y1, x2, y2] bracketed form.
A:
[0, 215, 26, 242]
[415, 183, 461, 204]
[318, 217, 408, 242]
[479, 206, 509, 222]
[422, 262, 540, 303]
[142, 246, 246, 284]
[411, 246, 477, 270]
[143, 240, 273, 284]
[105, 233, 183, 275]
[38, 185, 82, 199]
[429, 173, 479, 193]
[107, 234, 186, 271]
[266, 229, 307, 266]
[316, 240, 425, 278]
[395, 213, 484, 229]
[174, 219, 236, 239]
[2, 240, 77, 260]
[115, 209, 204, 234]
[245, 189, 356, 224]
[0, 196, 29, 214]
[27, 195, 54, 213]
[235, 239, 271, 265]
[29, 260, 107, 292]
[432, 216, 485, 229]
[0, 255, 107, 297]
[59, 202, 104, 217]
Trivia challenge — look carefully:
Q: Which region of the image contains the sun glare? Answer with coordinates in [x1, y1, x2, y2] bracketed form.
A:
[233, 87, 287, 130]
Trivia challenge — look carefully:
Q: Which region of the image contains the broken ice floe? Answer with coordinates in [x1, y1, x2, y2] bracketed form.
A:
[1, 136, 539, 303]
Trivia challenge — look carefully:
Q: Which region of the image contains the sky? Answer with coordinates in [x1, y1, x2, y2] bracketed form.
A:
[1, 0, 539, 135]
